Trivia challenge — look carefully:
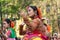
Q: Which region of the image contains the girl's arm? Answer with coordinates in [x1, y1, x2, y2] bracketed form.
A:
[19, 24, 26, 35]
[20, 11, 40, 31]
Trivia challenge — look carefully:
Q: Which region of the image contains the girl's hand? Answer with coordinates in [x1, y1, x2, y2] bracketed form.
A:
[5, 30, 11, 38]
[3, 27, 6, 31]
[20, 11, 27, 18]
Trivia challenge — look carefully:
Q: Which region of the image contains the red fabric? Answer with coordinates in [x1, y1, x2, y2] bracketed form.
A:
[33, 30, 40, 34]
[33, 30, 48, 40]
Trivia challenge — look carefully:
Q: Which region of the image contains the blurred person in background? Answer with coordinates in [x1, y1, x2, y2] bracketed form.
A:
[53, 33, 58, 40]
[2, 19, 16, 40]
[58, 34, 60, 40]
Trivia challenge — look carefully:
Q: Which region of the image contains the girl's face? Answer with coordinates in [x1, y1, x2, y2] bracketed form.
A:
[3, 21, 9, 28]
[27, 7, 35, 17]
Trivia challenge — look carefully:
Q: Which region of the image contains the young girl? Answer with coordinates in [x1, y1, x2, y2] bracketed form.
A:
[3, 19, 16, 40]
[20, 6, 48, 40]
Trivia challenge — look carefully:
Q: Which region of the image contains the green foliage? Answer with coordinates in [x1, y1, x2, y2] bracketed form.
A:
[0, 0, 32, 26]
[0, 0, 32, 20]
[1, 0, 32, 14]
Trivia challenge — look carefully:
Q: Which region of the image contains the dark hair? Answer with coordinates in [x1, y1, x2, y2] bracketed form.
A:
[29, 6, 39, 15]
[44, 23, 47, 26]
[4, 19, 11, 26]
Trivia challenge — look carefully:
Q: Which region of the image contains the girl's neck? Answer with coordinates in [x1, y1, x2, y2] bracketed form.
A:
[6, 26, 10, 29]
[31, 15, 38, 19]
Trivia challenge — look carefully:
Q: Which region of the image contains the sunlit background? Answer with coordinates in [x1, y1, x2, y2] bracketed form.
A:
[0, 0, 60, 38]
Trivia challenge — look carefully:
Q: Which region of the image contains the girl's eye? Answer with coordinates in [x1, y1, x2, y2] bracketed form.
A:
[28, 9, 31, 11]
[3, 23, 6, 24]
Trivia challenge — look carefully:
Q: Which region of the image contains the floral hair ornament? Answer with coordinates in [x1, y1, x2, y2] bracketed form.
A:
[37, 7, 42, 19]
[10, 21, 15, 28]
